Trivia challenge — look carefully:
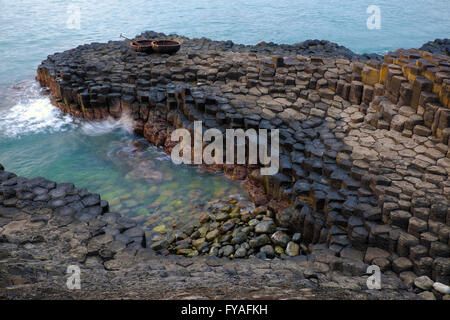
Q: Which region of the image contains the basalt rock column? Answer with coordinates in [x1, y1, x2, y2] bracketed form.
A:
[36, 31, 450, 284]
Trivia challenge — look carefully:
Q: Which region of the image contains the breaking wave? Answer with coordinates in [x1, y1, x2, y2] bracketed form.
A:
[0, 80, 135, 139]
[0, 80, 73, 138]
[80, 113, 135, 136]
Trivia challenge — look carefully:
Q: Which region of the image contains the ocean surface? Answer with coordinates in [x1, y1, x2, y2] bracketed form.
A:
[0, 0, 448, 229]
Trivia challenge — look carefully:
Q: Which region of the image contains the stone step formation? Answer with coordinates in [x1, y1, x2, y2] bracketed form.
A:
[13, 31, 450, 290]
[0, 164, 442, 300]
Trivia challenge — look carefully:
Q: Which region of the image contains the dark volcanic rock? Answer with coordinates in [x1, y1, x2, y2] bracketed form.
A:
[419, 38, 450, 56]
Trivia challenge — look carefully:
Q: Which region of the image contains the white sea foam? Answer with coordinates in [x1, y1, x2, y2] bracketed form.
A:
[0, 81, 73, 138]
[80, 112, 135, 136]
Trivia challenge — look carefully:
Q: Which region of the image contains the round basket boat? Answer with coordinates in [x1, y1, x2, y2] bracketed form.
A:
[152, 40, 181, 54]
[130, 39, 155, 53]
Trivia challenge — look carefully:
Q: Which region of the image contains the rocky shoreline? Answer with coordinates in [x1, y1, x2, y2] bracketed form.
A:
[420, 39, 450, 57]
[1, 31, 450, 299]
[0, 163, 433, 300]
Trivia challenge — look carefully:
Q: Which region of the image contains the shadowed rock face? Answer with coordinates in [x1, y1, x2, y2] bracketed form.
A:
[420, 39, 450, 56]
[3, 31, 450, 298]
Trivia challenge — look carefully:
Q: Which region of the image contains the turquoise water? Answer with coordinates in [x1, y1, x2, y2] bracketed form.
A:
[0, 0, 448, 229]
[0, 81, 247, 232]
